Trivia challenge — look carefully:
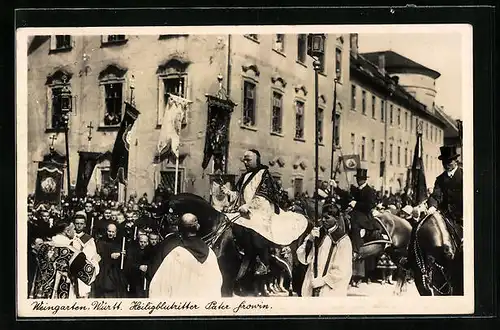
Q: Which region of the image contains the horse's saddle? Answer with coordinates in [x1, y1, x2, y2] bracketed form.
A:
[360, 215, 391, 245]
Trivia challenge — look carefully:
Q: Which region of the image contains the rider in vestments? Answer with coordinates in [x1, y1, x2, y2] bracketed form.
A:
[297, 203, 353, 296]
[220, 149, 282, 275]
[30, 221, 98, 299]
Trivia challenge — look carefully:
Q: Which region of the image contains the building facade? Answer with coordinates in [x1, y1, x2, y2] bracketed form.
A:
[27, 33, 351, 200]
[347, 37, 448, 193]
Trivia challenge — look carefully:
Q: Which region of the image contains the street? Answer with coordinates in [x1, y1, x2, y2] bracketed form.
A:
[347, 280, 419, 297]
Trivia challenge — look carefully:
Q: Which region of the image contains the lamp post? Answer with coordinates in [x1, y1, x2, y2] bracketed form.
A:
[382, 79, 396, 193]
[59, 76, 73, 198]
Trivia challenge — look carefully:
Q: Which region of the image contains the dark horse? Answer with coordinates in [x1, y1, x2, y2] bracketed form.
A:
[157, 193, 310, 297]
[409, 211, 463, 296]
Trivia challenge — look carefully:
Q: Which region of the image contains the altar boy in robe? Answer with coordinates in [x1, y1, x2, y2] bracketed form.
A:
[297, 203, 353, 297]
[148, 213, 223, 298]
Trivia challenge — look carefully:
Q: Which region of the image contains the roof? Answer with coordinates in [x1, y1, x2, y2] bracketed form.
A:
[434, 106, 459, 132]
[361, 50, 441, 79]
[350, 53, 447, 128]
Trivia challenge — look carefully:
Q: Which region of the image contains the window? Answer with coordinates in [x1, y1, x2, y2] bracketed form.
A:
[103, 83, 123, 126]
[361, 90, 367, 115]
[410, 113, 414, 132]
[274, 34, 285, 53]
[49, 86, 67, 130]
[372, 95, 376, 118]
[397, 146, 401, 166]
[389, 144, 393, 165]
[157, 59, 190, 126]
[100, 169, 111, 188]
[101, 35, 128, 46]
[46, 71, 72, 131]
[335, 48, 342, 80]
[50, 35, 72, 51]
[405, 111, 408, 131]
[297, 34, 307, 63]
[295, 100, 305, 139]
[333, 113, 341, 147]
[160, 170, 184, 194]
[404, 147, 408, 167]
[389, 104, 393, 125]
[244, 34, 259, 41]
[107, 35, 126, 42]
[371, 139, 375, 162]
[318, 108, 324, 143]
[318, 52, 326, 74]
[351, 85, 356, 110]
[397, 108, 401, 126]
[293, 178, 304, 197]
[381, 100, 385, 122]
[350, 133, 356, 153]
[164, 76, 185, 100]
[361, 137, 366, 160]
[380, 141, 384, 160]
[243, 81, 257, 127]
[271, 91, 283, 134]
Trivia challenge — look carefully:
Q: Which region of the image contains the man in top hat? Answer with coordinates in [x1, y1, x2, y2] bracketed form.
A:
[330, 168, 383, 256]
[423, 145, 463, 227]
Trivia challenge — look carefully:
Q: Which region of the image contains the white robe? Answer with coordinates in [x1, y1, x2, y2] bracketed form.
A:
[225, 169, 308, 246]
[297, 234, 353, 297]
[72, 232, 100, 298]
[148, 247, 223, 298]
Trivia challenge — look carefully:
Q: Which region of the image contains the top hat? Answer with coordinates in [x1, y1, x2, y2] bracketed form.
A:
[438, 145, 460, 161]
[354, 168, 369, 179]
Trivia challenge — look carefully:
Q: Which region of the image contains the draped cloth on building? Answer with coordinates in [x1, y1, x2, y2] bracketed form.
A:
[202, 96, 233, 173]
[224, 167, 308, 246]
[30, 235, 98, 299]
[34, 161, 64, 208]
[75, 151, 103, 197]
[148, 234, 223, 298]
[156, 93, 191, 162]
[110, 102, 140, 184]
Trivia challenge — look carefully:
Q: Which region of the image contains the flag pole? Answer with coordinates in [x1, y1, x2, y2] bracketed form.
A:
[174, 156, 179, 195]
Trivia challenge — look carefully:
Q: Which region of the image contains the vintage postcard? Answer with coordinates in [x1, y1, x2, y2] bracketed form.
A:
[16, 24, 473, 317]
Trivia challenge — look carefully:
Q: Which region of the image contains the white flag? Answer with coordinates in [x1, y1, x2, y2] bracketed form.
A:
[157, 94, 192, 158]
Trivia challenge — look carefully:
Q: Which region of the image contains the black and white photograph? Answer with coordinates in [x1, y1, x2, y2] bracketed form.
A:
[16, 24, 473, 317]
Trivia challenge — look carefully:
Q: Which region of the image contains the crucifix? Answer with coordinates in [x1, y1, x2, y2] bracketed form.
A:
[87, 121, 94, 151]
[49, 134, 57, 152]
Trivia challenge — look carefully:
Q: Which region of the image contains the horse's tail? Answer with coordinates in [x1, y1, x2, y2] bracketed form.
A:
[394, 266, 410, 295]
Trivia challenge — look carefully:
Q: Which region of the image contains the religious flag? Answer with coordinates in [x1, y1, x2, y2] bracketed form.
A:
[157, 94, 191, 162]
[340, 154, 361, 171]
[34, 161, 64, 208]
[411, 133, 428, 205]
[110, 102, 140, 185]
[75, 151, 102, 197]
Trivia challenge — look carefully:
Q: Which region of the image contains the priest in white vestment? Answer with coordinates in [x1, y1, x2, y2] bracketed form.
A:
[148, 213, 223, 298]
[297, 203, 353, 297]
[72, 211, 100, 298]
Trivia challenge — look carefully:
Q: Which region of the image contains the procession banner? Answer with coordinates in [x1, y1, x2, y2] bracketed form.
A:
[34, 161, 64, 208]
[157, 93, 191, 162]
[340, 154, 361, 171]
[75, 151, 102, 197]
[411, 131, 428, 204]
[110, 102, 140, 185]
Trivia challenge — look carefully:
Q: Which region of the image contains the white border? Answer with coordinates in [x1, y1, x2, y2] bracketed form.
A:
[16, 24, 474, 317]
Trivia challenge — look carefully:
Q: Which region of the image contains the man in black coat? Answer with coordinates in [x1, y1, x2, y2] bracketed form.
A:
[331, 168, 383, 255]
[426, 146, 463, 227]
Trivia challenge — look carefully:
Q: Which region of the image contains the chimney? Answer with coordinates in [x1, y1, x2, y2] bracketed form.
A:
[349, 33, 359, 58]
[378, 54, 386, 75]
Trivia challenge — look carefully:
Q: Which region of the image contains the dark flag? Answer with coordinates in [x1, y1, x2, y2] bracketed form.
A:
[411, 133, 428, 205]
[340, 154, 361, 172]
[34, 161, 64, 208]
[110, 102, 140, 185]
[75, 151, 102, 197]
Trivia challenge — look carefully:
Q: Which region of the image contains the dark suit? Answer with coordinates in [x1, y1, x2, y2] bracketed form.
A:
[427, 167, 463, 224]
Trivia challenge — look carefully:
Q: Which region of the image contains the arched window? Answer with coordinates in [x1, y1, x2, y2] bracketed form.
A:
[157, 58, 190, 126]
[45, 69, 72, 131]
[98, 64, 128, 127]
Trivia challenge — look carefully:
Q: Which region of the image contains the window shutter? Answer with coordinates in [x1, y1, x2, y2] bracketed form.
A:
[49, 35, 57, 50]
[101, 35, 109, 44]
[157, 76, 164, 126]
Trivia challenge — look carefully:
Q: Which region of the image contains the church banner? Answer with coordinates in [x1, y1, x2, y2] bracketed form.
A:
[34, 161, 64, 207]
[340, 154, 361, 172]
[75, 151, 103, 197]
[110, 102, 140, 185]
